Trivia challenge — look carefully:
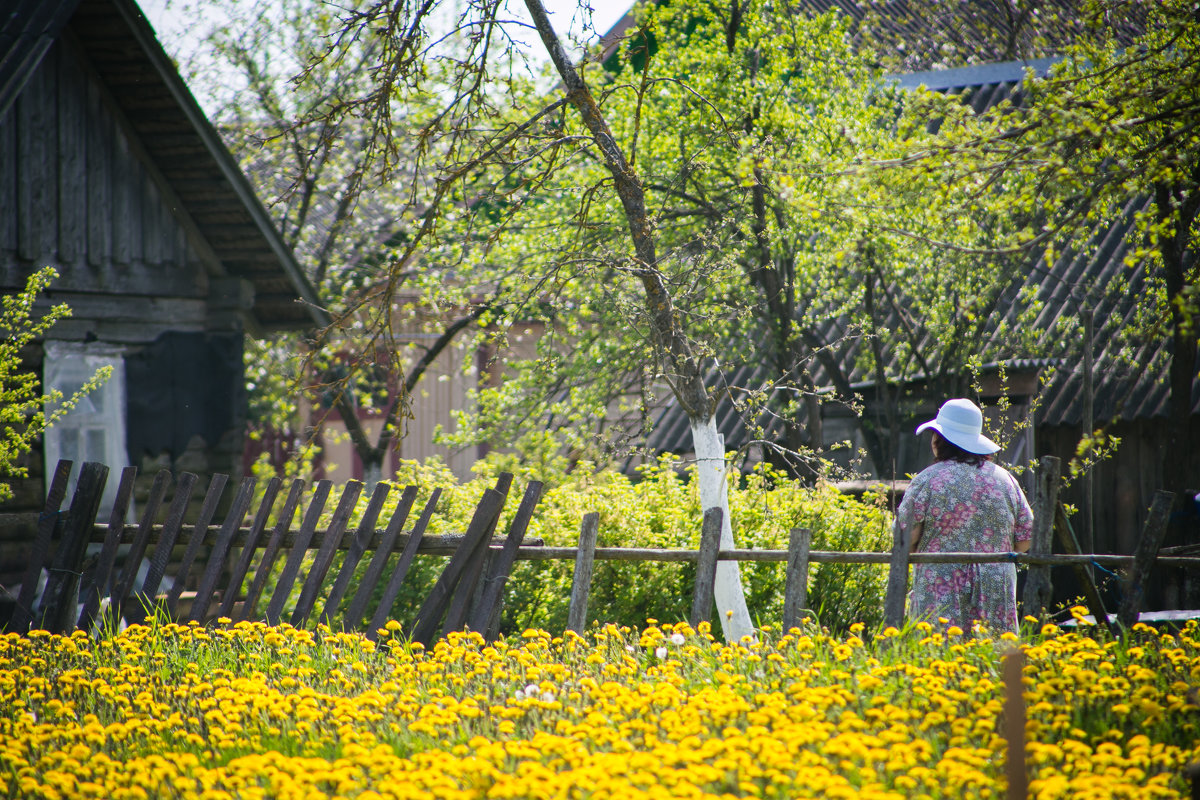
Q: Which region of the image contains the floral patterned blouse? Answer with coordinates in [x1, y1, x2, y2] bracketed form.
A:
[897, 460, 1034, 632]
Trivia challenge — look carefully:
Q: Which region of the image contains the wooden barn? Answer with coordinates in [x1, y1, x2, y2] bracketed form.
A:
[0, 0, 328, 594]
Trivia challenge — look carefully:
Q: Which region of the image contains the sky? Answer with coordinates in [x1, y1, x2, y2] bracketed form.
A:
[139, 0, 635, 66]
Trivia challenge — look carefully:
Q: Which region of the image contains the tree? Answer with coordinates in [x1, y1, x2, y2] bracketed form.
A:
[886, 0, 1200, 495]
[1, 268, 111, 503]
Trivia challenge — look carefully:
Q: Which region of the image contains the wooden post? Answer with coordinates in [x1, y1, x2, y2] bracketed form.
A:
[883, 520, 910, 629]
[190, 476, 257, 624]
[78, 465, 138, 630]
[1117, 490, 1175, 631]
[782, 527, 812, 633]
[10, 459, 72, 633]
[566, 513, 600, 634]
[366, 489, 441, 638]
[1002, 647, 1027, 800]
[409, 489, 506, 646]
[38, 462, 109, 633]
[1021, 456, 1060, 617]
[689, 507, 723, 629]
[1054, 502, 1116, 636]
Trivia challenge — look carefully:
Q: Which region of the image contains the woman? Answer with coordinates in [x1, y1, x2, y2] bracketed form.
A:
[897, 398, 1033, 633]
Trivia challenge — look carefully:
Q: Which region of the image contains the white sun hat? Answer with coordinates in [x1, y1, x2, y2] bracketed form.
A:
[915, 398, 1000, 455]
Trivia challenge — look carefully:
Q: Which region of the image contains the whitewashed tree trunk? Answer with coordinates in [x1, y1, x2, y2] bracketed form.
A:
[690, 416, 754, 642]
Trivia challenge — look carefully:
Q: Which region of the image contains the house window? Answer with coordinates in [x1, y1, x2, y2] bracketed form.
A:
[43, 341, 129, 518]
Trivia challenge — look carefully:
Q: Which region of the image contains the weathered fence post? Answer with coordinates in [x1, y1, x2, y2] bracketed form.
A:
[689, 507, 723, 629]
[883, 520, 911, 630]
[782, 527, 812, 633]
[39, 462, 108, 633]
[566, 512, 600, 634]
[1117, 490, 1175, 631]
[1022, 456, 1061, 616]
[10, 459, 72, 633]
[1002, 647, 1027, 800]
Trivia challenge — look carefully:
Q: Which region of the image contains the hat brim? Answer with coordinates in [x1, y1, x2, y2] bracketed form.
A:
[915, 420, 1001, 455]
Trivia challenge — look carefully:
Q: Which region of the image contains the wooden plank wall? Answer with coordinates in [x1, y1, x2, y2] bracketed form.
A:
[0, 38, 206, 344]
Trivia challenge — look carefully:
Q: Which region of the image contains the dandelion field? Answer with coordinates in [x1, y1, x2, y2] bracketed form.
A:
[2, 614, 1199, 800]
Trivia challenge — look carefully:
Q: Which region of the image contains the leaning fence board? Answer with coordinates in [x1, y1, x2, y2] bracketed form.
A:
[10, 459, 73, 633]
[1002, 648, 1027, 800]
[78, 465, 137, 630]
[130, 471, 198, 625]
[266, 480, 332, 626]
[219, 476, 283, 620]
[469, 481, 544, 639]
[292, 481, 363, 627]
[410, 489, 505, 646]
[165, 474, 229, 618]
[1117, 490, 1175, 631]
[189, 477, 257, 624]
[238, 478, 306, 622]
[346, 486, 418, 630]
[443, 476, 514, 636]
[782, 527, 812, 633]
[366, 489, 442, 638]
[111, 470, 172, 625]
[689, 508, 723, 628]
[1054, 503, 1115, 637]
[320, 482, 391, 628]
[39, 463, 109, 633]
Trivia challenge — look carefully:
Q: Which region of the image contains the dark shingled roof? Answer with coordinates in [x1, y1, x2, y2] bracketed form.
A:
[0, 0, 330, 334]
[644, 58, 1198, 458]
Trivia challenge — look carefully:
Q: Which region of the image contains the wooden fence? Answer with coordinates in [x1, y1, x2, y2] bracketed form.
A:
[4, 456, 1198, 643]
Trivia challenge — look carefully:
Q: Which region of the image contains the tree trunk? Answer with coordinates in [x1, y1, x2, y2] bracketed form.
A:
[690, 416, 755, 642]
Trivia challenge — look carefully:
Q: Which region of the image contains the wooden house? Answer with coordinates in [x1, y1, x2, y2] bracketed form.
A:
[0, 0, 328, 591]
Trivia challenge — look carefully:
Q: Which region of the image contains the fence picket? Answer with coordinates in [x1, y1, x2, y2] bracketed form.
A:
[39, 462, 108, 633]
[883, 520, 911, 630]
[1022, 456, 1061, 616]
[321, 482, 390, 628]
[566, 513, 600, 635]
[77, 465, 137, 630]
[239, 478, 306, 622]
[110, 470, 171, 626]
[409, 489, 505, 646]
[266, 480, 332, 626]
[10, 459, 73, 632]
[189, 477, 257, 624]
[470, 481, 544, 639]
[165, 474, 229, 619]
[346, 485, 418, 630]
[219, 476, 282, 620]
[442, 475, 513, 636]
[689, 508, 723, 629]
[1054, 502, 1115, 636]
[292, 481, 363, 627]
[367, 489, 440, 638]
[130, 472, 199, 625]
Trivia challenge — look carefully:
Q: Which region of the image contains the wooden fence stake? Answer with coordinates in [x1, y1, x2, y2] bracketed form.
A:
[470, 481, 544, 639]
[238, 478, 305, 622]
[883, 520, 911, 630]
[320, 482, 391, 628]
[366, 488, 440, 638]
[190, 476, 257, 624]
[1117, 490, 1175, 631]
[78, 465, 137, 630]
[566, 513, 600, 634]
[10, 459, 72, 633]
[165, 473, 229, 619]
[409, 488, 505, 646]
[689, 508, 723, 629]
[1054, 503, 1116, 637]
[219, 476, 282, 620]
[783, 527, 812, 633]
[1022, 456, 1060, 616]
[1002, 647, 1027, 800]
[39, 462, 108, 633]
[291, 481, 363, 627]
[265, 480, 332, 626]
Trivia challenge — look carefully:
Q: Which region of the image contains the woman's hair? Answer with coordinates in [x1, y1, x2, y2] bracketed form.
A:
[932, 432, 991, 466]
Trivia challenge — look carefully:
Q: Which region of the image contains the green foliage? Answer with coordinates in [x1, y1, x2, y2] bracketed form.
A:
[0, 267, 111, 504]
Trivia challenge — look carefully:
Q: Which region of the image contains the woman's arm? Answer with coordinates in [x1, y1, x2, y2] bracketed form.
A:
[908, 522, 923, 554]
[1014, 537, 1031, 553]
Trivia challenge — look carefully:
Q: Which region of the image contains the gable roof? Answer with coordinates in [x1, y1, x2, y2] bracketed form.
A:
[0, 0, 330, 334]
